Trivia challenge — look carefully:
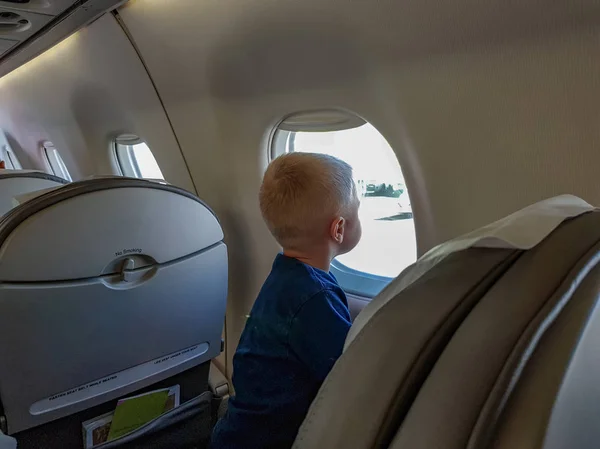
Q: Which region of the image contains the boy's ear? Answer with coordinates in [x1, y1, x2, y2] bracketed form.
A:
[330, 216, 345, 244]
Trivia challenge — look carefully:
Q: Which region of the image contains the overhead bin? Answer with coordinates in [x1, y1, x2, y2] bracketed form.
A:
[0, 0, 126, 75]
[0, 0, 76, 16]
[0, 7, 53, 43]
[0, 37, 16, 54]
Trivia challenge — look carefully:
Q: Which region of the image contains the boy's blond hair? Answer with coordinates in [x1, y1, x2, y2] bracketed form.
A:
[260, 152, 355, 249]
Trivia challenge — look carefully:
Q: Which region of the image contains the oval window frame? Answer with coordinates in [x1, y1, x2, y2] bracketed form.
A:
[114, 134, 164, 180]
[269, 109, 413, 297]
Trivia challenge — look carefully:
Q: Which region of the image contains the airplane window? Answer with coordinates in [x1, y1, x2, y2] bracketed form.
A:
[43, 142, 72, 181]
[115, 135, 164, 180]
[0, 130, 21, 170]
[1, 146, 22, 170]
[272, 111, 416, 296]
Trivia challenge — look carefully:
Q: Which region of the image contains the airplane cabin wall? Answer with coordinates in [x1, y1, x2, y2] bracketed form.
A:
[1, 0, 600, 377]
[116, 0, 600, 372]
[0, 14, 194, 191]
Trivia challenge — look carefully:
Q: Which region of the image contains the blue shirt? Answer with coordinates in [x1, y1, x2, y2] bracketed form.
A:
[211, 254, 352, 449]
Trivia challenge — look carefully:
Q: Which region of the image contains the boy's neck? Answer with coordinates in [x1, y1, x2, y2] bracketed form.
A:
[283, 249, 333, 272]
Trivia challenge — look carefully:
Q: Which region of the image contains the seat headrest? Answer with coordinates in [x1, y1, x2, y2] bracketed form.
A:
[0, 169, 66, 180]
[0, 170, 69, 217]
[0, 177, 222, 282]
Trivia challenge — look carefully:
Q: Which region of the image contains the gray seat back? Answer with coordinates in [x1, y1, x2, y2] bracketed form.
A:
[0, 178, 227, 435]
[0, 171, 68, 216]
[295, 211, 600, 449]
[390, 210, 600, 449]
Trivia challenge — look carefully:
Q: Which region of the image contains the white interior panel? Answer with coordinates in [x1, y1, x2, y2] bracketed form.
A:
[117, 0, 600, 372]
[0, 13, 194, 191]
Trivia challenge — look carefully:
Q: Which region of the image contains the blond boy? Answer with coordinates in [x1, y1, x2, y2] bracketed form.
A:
[211, 152, 362, 449]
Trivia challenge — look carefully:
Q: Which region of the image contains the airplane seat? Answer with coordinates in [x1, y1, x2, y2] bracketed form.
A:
[0, 177, 228, 448]
[0, 170, 68, 216]
[293, 195, 600, 449]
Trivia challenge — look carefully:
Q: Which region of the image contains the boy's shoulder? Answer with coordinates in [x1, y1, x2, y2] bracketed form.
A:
[276, 253, 339, 286]
[260, 254, 344, 309]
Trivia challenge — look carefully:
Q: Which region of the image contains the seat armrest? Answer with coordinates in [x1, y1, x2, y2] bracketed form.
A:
[208, 362, 229, 398]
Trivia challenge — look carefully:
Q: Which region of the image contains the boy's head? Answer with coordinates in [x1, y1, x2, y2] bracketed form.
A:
[260, 152, 361, 258]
